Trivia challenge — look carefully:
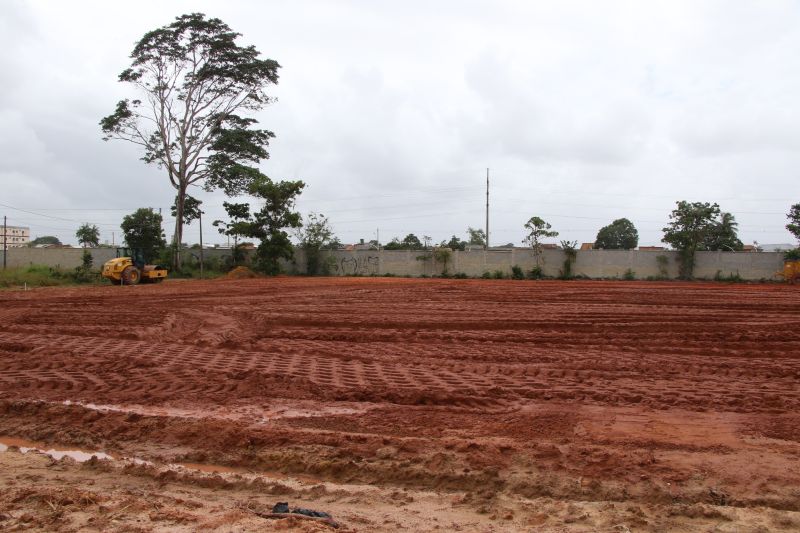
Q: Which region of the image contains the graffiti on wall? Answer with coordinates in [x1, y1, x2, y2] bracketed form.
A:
[333, 255, 380, 275]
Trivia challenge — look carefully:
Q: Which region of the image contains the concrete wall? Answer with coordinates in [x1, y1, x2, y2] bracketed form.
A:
[694, 250, 786, 280]
[1, 248, 118, 269]
[299, 248, 785, 281]
[0, 247, 243, 270]
[2, 247, 786, 281]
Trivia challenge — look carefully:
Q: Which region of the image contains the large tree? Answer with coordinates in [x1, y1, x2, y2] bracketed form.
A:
[216, 177, 305, 275]
[443, 235, 466, 251]
[523, 216, 559, 266]
[704, 212, 743, 251]
[76, 223, 100, 248]
[121, 208, 167, 263]
[594, 218, 638, 250]
[296, 212, 336, 275]
[29, 236, 61, 247]
[100, 13, 280, 269]
[787, 203, 800, 242]
[662, 201, 722, 279]
[466, 227, 486, 247]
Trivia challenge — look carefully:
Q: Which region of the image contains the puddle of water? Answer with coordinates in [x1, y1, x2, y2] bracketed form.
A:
[0, 435, 321, 485]
[175, 462, 250, 475]
[62, 400, 373, 424]
[173, 462, 321, 484]
[63, 400, 207, 420]
[0, 436, 114, 462]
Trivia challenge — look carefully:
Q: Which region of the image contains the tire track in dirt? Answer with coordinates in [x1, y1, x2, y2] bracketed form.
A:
[1, 279, 798, 413]
[1, 324, 797, 411]
[2, 278, 800, 527]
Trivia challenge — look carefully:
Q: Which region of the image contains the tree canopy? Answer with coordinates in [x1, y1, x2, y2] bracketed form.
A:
[296, 212, 336, 275]
[466, 227, 486, 246]
[523, 216, 558, 266]
[703, 212, 743, 251]
[384, 234, 424, 250]
[29, 236, 61, 247]
[661, 201, 744, 278]
[121, 208, 167, 263]
[215, 177, 305, 275]
[171, 195, 203, 225]
[443, 235, 467, 251]
[100, 13, 281, 269]
[75, 223, 100, 248]
[594, 218, 638, 250]
[787, 203, 800, 242]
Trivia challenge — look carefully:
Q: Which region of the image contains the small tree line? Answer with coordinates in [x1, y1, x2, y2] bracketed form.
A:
[29, 199, 800, 281]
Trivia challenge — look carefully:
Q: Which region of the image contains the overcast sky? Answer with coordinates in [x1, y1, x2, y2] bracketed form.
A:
[1, 0, 799, 248]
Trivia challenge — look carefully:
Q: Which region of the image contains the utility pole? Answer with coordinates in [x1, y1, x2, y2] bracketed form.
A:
[485, 168, 490, 250]
[3, 215, 7, 270]
[199, 210, 204, 279]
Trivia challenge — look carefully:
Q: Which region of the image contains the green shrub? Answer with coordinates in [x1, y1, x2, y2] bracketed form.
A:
[527, 266, 544, 279]
[655, 255, 669, 280]
[453, 272, 469, 279]
[157, 246, 175, 268]
[784, 248, 800, 261]
[203, 255, 222, 272]
[714, 270, 742, 282]
[623, 268, 636, 281]
[480, 271, 492, 279]
[559, 240, 578, 279]
[492, 270, 505, 279]
[511, 265, 524, 280]
[319, 255, 337, 276]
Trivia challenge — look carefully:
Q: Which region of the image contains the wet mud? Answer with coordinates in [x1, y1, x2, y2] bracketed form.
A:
[0, 278, 799, 531]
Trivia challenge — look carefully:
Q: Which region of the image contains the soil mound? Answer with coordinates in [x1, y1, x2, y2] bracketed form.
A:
[224, 266, 259, 280]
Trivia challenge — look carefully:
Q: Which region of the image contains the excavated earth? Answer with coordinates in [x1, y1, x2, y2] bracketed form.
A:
[0, 277, 798, 532]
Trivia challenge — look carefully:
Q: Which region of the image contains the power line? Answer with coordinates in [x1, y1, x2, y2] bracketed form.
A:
[491, 184, 793, 204]
[0, 203, 158, 227]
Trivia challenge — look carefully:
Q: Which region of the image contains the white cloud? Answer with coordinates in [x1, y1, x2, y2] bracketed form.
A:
[0, 0, 798, 247]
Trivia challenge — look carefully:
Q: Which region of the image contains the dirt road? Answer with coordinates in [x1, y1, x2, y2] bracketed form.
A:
[1, 278, 798, 531]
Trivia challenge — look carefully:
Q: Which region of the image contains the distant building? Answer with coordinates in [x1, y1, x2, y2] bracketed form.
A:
[344, 239, 378, 251]
[34, 243, 72, 249]
[580, 243, 594, 251]
[758, 243, 795, 252]
[638, 246, 666, 251]
[2, 226, 30, 248]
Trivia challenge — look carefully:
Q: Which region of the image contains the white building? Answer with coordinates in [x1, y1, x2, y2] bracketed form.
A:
[2, 226, 30, 248]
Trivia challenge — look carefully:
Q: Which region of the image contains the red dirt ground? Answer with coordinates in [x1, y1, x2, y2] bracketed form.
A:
[0, 278, 799, 531]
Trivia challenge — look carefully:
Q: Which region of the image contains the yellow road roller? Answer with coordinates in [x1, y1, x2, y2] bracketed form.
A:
[778, 260, 800, 284]
[102, 247, 168, 285]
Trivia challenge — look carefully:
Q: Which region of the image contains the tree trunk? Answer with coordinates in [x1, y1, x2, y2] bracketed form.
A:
[173, 184, 187, 271]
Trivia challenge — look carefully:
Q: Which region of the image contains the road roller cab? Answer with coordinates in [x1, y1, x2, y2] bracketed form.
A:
[102, 247, 168, 285]
[779, 260, 800, 284]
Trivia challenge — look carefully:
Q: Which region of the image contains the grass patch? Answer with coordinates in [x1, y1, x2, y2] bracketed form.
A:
[0, 265, 102, 289]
